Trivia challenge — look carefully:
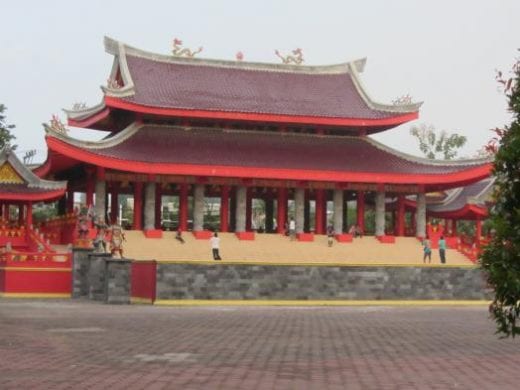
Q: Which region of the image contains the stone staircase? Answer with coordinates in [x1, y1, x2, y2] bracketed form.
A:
[123, 231, 472, 265]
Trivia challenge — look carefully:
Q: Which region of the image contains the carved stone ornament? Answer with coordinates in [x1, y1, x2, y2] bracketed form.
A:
[47, 114, 68, 135]
[236, 51, 244, 61]
[72, 102, 87, 110]
[275, 48, 304, 65]
[392, 94, 413, 106]
[107, 78, 122, 89]
[172, 38, 203, 58]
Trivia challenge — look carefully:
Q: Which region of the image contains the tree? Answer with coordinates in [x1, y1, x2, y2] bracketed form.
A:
[410, 123, 466, 160]
[480, 54, 520, 338]
[0, 104, 17, 150]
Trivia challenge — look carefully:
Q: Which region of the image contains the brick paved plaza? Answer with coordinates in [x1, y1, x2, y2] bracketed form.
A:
[0, 300, 518, 389]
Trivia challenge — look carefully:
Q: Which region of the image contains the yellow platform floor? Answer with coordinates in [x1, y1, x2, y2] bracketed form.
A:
[123, 231, 473, 266]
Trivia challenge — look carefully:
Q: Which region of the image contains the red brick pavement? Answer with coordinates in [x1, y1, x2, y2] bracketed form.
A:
[0, 300, 519, 389]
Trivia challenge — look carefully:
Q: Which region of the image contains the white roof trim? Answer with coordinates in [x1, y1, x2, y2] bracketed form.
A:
[63, 101, 106, 120]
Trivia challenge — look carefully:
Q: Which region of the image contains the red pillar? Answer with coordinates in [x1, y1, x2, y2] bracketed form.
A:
[179, 183, 188, 232]
[356, 191, 365, 233]
[476, 219, 482, 242]
[18, 204, 24, 225]
[155, 184, 162, 229]
[246, 187, 252, 231]
[396, 195, 405, 236]
[26, 202, 33, 228]
[452, 219, 458, 236]
[277, 187, 287, 234]
[220, 185, 230, 232]
[66, 189, 74, 213]
[110, 183, 119, 224]
[315, 189, 325, 235]
[133, 182, 143, 230]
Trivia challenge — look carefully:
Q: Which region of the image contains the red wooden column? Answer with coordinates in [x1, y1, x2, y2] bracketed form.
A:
[475, 219, 482, 242]
[66, 189, 74, 213]
[110, 183, 119, 224]
[452, 219, 458, 236]
[133, 182, 143, 230]
[155, 183, 162, 229]
[26, 202, 33, 228]
[86, 170, 94, 208]
[18, 204, 24, 225]
[315, 189, 325, 235]
[356, 191, 365, 233]
[220, 185, 230, 232]
[396, 194, 405, 236]
[246, 187, 252, 231]
[179, 183, 188, 232]
[277, 187, 287, 234]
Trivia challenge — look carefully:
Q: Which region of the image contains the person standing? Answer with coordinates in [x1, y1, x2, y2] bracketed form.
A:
[327, 224, 334, 247]
[210, 232, 222, 260]
[438, 235, 447, 264]
[422, 234, 432, 263]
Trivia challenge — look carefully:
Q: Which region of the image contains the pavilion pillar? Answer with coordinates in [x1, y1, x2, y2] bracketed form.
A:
[476, 219, 482, 242]
[18, 204, 24, 225]
[66, 189, 74, 214]
[416, 193, 426, 238]
[333, 189, 343, 234]
[133, 182, 143, 230]
[57, 196, 67, 216]
[179, 183, 188, 232]
[193, 184, 205, 232]
[155, 184, 162, 229]
[396, 194, 405, 236]
[314, 189, 325, 235]
[220, 185, 230, 232]
[356, 191, 365, 233]
[342, 195, 349, 233]
[375, 190, 386, 237]
[26, 202, 33, 228]
[265, 194, 274, 233]
[276, 187, 287, 234]
[110, 183, 119, 224]
[294, 188, 305, 234]
[94, 180, 106, 223]
[144, 182, 156, 231]
[246, 188, 252, 231]
[235, 186, 247, 232]
[451, 219, 457, 236]
[304, 190, 310, 233]
[229, 188, 236, 232]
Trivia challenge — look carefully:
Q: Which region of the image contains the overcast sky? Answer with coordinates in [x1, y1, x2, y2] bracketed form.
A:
[2, 0, 519, 162]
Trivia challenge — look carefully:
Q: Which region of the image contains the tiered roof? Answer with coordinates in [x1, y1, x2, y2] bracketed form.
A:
[44, 124, 491, 188]
[65, 37, 421, 133]
[0, 148, 66, 201]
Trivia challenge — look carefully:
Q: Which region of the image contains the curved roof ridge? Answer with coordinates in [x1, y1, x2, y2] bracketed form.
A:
[63, 101, 106, 120]
[348, 62, 422, 114]
[103, 36, 364, 75]
[366, 136, 493, 167]
[0, 148, 66, 190]
[45, 122, 142, 149]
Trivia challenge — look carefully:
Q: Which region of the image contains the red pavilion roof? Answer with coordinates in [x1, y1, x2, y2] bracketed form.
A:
[65, 37, 421, 132]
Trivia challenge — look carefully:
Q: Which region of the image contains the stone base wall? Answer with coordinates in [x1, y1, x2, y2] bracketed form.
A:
[105, 259, 131, 304]
[157, 264, 492, 300]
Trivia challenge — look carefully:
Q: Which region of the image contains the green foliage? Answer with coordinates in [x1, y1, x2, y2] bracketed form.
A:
[410, 123, 466, 160]
[0, 104, 17, 150]
[480, 55, 520, 338]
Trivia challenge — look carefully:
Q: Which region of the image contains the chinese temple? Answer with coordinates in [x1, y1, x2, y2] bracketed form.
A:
[37, 37, 492, 242]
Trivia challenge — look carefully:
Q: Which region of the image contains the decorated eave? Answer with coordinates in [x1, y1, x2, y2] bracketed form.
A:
[44, 122, 492, 191]
[0, 148, 67, 201]
[65, 37, 422, 133]
[425, 178, 494, 220]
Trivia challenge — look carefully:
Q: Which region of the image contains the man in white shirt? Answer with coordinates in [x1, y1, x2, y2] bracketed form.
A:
[210, 232, 222, 260]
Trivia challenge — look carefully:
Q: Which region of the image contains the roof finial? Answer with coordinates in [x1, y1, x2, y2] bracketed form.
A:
[44, 115, 68, 135]
[72, 102, 87, 111]
[172, 38, 203, 58]
[274, 48, 304, 65]
[236, 51, 244, 61]
[392, 94, 413, 106]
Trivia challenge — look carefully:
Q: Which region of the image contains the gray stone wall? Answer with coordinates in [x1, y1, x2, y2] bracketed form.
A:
[72, 248, 94, 298]
[87, 253, 113, 301]
[156, 263, 492, 300]
[105, 259, 131, 304]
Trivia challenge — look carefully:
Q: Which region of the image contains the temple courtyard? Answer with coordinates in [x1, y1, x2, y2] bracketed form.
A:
[0, 299, 518, 389]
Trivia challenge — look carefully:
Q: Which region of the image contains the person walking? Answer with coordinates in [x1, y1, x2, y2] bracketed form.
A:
[438, 235, 447, 264]
[210, 232, 222, 260]
[422, 234, 432, 263]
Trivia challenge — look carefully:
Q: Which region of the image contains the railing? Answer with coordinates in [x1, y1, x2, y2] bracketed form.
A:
[37, 213, 78, 245]
[0, 251, 71, 264]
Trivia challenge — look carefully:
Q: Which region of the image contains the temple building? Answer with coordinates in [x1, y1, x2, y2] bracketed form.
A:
[37, 37, 492, 241]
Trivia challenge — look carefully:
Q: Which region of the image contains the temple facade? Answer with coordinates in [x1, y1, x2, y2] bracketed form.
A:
[37, 37, 492, 240]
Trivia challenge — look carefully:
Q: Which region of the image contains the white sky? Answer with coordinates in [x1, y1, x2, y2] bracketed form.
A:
[2, 0, 519, 162]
